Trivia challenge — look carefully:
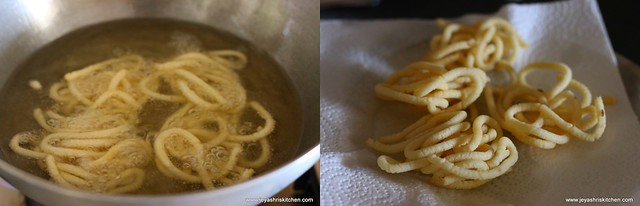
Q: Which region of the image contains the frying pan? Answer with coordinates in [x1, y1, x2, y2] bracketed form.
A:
[0, 0, 319, 205]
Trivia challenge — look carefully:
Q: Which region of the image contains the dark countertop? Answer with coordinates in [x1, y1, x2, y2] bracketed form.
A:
[321, 0, 640, 65]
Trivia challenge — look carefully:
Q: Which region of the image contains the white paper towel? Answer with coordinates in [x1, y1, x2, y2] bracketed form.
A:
[320, 0, 640, 205]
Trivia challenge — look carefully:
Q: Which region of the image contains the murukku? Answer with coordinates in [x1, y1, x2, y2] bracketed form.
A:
[369, 16, 610, 191]
[484, 62, 608, 149]
[10, 50, 275, 193]
[426, 18, 527, 70]
[153, 101, 274, 189]
[367, 111, 518, 189]
[375, 62, 488, 113]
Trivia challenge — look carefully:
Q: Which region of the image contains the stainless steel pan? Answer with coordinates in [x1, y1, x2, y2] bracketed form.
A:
[0, 0, 319, 205]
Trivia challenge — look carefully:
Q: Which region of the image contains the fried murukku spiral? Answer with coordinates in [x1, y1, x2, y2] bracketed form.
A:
[375, 62, 488, 113]
[426, 18, 527, 70]
[10, 50, 275, 193]
[484, 62, 607, 149]
[369, 17, 611, 190]
[367, 111, 518, 189]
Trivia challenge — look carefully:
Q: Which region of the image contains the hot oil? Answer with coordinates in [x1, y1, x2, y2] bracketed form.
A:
[0, 19, 303, 194]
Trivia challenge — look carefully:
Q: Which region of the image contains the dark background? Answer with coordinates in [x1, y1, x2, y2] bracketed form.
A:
[321, 0, 640, 65]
